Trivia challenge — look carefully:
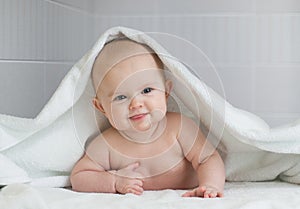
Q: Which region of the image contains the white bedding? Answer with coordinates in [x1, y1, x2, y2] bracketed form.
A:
[1, 181, 300, 209]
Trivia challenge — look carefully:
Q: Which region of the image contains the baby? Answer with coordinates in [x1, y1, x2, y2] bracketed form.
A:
[70, 39, 225, 198]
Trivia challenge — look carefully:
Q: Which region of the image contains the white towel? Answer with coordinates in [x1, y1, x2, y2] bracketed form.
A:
[1, 26, 300, 187]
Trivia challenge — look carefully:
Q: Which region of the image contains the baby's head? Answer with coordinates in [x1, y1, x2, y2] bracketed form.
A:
[92, 39, 164, 95]
[92, 39, 172, 132]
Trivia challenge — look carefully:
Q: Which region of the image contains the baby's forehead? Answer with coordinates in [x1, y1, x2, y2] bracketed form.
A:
[92, 39, 161, 91]
[94, 39, 155, 70]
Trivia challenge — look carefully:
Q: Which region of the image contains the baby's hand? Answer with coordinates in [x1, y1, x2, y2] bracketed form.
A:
[182, 185, 223, 198]
[114, 162, 144, 195]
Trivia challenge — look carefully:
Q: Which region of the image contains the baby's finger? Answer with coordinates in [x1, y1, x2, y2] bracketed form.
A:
[131, 171, 144, 179]
[203, 191, 210, 198]
[181, 190, 194, 197]
[124, 162, 140, 171]
[127, 185, 143, 195]
[181, 191, 190, 197]
[199, 186, 207, 193]
[217, 192, 224, 197]
[205, 191, 217, 198]
[117, 162, 143, 178]
[133, 179, 144, 187]
[133, 185, 144, 194]
[204, 188, 222, 198]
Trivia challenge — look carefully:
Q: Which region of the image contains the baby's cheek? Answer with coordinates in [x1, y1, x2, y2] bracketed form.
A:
[110, 111, 129, 130]
[151, 108, 166, 121]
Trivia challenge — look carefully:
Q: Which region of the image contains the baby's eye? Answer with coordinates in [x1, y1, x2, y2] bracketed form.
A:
[113, 95, 127, 101]
[142, 87, 153, 94]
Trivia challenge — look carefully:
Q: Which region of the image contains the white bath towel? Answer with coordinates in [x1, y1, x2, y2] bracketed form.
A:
[1, 26, 300, 187]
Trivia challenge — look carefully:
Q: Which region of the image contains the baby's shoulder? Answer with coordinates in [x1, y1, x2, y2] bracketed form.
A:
[166, 112, 196, 134]
[84, 129, 116, 169]
[166, 111, 182, 120]
[86, 127, 117, 150]
[166, 112, 194, 124]
[166, 112, 199, 135]
[101, 127, 119, 139]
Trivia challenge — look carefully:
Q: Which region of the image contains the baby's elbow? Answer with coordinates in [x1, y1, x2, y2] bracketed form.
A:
[70, 173, 81, 191]
[198, 150, 222, 165]
[70, 171, 89, 192]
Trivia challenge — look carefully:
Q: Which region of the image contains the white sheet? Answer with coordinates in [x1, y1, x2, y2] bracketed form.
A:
[1, 181, 300, 209]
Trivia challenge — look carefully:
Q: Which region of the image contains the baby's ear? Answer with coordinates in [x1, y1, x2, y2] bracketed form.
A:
[165, 79, 173, 98]
[92, 97, 105, 114]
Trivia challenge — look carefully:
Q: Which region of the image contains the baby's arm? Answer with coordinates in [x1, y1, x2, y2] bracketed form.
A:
[177, 115, 225, 198]
[182, 150, 225, 198]
[71, 153, 116, 192]
[70, 136, 143, 194]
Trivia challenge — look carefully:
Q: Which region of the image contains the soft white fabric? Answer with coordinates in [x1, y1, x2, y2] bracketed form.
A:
[1, 26, 300, 187]
[0, 154, 31, 185]
[1, 182, 300, 209]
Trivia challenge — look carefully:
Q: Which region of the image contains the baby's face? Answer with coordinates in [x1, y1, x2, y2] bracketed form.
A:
[96, 53, 170, 132]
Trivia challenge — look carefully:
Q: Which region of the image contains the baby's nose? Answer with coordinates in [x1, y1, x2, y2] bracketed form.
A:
[129, 96, 143, 110]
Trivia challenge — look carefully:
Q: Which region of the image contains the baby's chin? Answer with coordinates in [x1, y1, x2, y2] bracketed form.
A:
[129, 117, 153, 132]
[111, 121, 151, 133]
[132, 123, 152, 132]
[130, 113, 166, 132]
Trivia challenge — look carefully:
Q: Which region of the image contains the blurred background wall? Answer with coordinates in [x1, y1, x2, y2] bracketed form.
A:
[0, 0, 299, 127]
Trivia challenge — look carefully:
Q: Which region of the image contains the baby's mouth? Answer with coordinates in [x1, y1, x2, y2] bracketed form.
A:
[129, 113, 148, 121]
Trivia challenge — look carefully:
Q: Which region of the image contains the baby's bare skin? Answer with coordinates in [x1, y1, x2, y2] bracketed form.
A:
[88, 113, 199, 190]
[72, 113, 224, 197]
[71, 39, 225, 198]
[133, 160, 199, 190]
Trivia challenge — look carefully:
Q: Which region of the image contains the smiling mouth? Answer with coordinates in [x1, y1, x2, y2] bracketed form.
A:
[129, 113, 148, 121]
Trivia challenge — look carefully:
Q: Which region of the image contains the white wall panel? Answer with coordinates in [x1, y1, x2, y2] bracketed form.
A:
[44, 63, 72, 102]
[254, 66, 300, 113]
[49, 0, 95, 14]
[255, 0, 300, 13]
[94, 15, 256, 65]
[93, 0, 256, 15]
[217, 67, 254, 111]
[0, 0, 96, 118]
[256, 15, 297, 63]
[45, 1, 95, 62]
[0, 62, 45, 118]
[0, 0, 45, 60]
